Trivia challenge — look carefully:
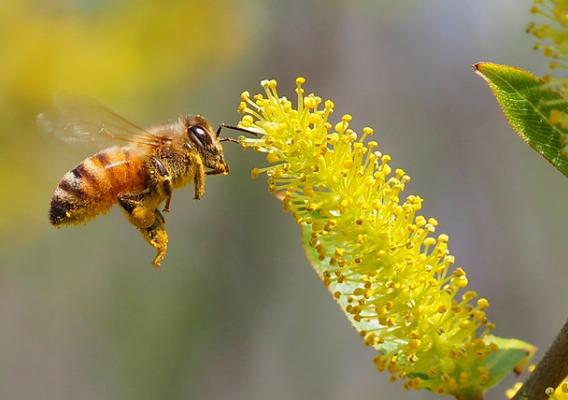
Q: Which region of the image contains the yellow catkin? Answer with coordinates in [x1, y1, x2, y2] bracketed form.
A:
[238, 78, 499, 397]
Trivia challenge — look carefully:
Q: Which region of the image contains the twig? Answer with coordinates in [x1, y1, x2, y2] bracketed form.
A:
[512, 319, 568, 400]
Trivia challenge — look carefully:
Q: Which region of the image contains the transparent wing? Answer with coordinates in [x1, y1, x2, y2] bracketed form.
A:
[37, 94, 165, 148]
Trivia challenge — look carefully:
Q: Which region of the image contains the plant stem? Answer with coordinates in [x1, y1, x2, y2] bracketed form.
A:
[512, 319, 568, 400]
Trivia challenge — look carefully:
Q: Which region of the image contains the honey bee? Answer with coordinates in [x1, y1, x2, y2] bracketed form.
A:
[39, 96, 246, 267]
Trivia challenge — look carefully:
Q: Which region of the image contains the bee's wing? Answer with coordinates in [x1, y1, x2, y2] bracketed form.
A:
[38, 94, 167, 149]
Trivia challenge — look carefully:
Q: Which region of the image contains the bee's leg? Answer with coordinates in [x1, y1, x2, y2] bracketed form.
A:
[140, 209, 168, 268]
[162, 180, 173, 212]
[190, 153, 206, 200]
[147, 157, 173, 212]
[118, 194, 168, 267]
[118, 191, 155, 229]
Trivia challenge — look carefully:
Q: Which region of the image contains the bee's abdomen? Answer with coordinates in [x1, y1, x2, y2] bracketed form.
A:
[50, 147, 147, 225]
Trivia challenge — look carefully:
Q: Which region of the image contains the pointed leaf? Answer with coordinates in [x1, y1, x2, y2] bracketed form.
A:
[481, 335, 537, 389]
[474, 62, 568, 177]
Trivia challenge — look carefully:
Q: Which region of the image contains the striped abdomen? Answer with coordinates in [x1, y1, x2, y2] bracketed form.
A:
[50, 146, 147, 225]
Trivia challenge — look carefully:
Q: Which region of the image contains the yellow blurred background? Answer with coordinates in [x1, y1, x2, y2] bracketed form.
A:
[0, 1, 566, 399]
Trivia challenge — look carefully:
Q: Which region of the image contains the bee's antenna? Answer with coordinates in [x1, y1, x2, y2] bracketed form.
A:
[216, 123, 259, 138]
[220, 137, 240, 143]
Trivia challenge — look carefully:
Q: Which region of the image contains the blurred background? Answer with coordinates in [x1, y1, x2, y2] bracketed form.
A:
[0, 0, 566, 399]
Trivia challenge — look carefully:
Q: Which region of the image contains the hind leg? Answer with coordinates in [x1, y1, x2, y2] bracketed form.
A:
[118, 192, 168, 267]
[118, 191, 156, 229]
[140, 210, 168, 267]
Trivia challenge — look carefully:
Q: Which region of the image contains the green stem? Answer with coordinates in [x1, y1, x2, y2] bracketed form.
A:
[512, 319, 568, 400]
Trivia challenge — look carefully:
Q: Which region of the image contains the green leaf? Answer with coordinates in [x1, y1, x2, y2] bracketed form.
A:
[474, 62, 568, 177]
[481, 335, 537, 390]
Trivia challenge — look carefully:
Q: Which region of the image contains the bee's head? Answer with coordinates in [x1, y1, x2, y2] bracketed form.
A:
[182, 115, 229, 175]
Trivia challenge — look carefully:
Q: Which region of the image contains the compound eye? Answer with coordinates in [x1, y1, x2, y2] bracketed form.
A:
[189, 125, 211, 147]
